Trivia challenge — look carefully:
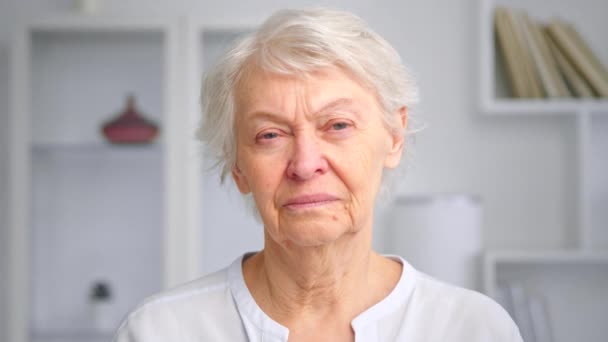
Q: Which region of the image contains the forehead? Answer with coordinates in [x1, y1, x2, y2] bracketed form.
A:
[234, 65, 380, 116]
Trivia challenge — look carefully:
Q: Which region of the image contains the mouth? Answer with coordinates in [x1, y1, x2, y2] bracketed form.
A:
[283, 193, 339, 210]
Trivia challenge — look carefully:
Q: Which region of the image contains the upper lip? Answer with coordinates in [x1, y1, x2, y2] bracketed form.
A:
[284, 193, 339, 206]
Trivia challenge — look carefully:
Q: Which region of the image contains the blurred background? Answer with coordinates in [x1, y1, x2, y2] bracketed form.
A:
[0, 0, 607, 342]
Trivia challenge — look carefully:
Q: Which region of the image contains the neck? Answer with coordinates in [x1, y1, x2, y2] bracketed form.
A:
[242, 222, 400, 329]
[263, 228, 372, 313]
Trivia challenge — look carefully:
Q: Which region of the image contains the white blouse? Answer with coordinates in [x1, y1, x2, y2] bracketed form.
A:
[114, 253, 522, 342]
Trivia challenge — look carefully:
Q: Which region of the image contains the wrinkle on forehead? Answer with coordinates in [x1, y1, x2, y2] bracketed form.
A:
[235, 66, 311, 119]
[234, 64, 380, 125]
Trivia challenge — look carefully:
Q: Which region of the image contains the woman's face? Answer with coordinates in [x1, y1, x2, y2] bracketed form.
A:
[232, 66, 405, 248]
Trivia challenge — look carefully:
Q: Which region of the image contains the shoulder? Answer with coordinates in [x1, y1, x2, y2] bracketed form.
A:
[113, 268, 242, 341]
[412, 272, 504, 316]
[407, 272, 522, 341]
[127, 267, 231, 319]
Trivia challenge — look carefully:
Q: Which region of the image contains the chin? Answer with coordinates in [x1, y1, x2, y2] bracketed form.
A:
[274, 214, 356, 248]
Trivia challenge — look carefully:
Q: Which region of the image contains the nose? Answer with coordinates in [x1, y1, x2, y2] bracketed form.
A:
[286, 132, 328, 181]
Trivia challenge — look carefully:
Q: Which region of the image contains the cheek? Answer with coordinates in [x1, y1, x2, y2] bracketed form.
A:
[241, 153, 286, 203]
[328, 137, 386, 190]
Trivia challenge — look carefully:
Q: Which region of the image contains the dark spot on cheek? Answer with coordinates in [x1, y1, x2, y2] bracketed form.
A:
[332, 215, 338, 221]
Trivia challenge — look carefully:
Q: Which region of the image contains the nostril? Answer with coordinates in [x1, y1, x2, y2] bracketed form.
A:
[286, 156, 328, 181]
[286, 134, 329, 181]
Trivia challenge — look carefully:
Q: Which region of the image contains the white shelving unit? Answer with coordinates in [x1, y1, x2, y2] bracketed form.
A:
[8, 13, 270, 342]
[479, 0, 608, 249]
[479, 0, 608, 341]
[6, 15, 193, 342]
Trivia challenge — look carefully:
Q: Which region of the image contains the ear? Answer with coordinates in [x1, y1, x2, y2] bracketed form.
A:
[384, 106, 408, 169]
[232, 164, 251, 194]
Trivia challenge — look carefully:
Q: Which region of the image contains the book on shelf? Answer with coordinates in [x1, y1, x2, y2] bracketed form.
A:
[493, 7, 608, 99]
[522, 14, 570, 98]
[500, 283, 554, 342]
[543, 28, 594, 98]
[494, 7, 528, 98]
[505, 7, 544, 98]
[545, 19, 608, 97]
[513, 10, 546, 98]
[562, 23, 608, 82]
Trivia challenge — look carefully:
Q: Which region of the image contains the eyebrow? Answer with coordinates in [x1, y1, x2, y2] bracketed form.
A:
[244, 97, 362, 123]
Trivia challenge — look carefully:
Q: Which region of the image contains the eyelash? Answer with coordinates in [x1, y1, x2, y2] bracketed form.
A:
[260, 132, 279, 139]
[326, 119, 354, 133]
[255, 130, 283, 143]
[329, 121, 351, 131]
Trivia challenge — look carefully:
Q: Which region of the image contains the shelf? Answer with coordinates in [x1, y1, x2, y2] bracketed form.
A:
[482, 99, 608, 116]
[30, 138, 164, 332]
[31, 142, 162, 153]
[479, 0, 608, 115]
[484, 250, 608, 342]
[495, 263, 608, 342]
[485, 250, 608, 264]
[19, 19, 169, 337]
[8, 13, 184, 342]
[484, 250, 608, 295]
[30, 29, 164, 145]
[479, 2, 608, 340]
[478, 0, 608, 252]
[24, 14, 173, 32]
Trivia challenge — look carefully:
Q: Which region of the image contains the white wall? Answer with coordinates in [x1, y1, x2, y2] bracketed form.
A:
[1, 0, 605, 337]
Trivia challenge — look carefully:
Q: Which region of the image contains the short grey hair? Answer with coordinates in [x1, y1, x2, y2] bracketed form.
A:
[198, 7, 420, 186]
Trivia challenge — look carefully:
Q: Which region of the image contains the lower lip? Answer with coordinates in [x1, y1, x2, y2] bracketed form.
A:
[284, 200, 338, 210]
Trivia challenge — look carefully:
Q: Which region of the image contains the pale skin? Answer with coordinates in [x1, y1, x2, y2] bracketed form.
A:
[232, 65, 408, 341]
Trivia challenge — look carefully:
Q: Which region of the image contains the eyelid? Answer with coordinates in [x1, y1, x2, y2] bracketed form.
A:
[255, 128, 288, 142]
[256, 129, 279, 138]
[324, 118, 355, 130]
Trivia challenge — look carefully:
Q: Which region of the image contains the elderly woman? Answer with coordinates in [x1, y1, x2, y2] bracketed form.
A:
[115, 8, 521, 342]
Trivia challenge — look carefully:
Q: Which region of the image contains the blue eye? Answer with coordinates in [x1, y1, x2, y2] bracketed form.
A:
[331, 122, 350, 130]
[258, 131, 280, 141]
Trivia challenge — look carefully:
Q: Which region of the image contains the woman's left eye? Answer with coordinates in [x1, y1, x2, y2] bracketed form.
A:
[260, 132, 279, 139]
[329, 121, 352, 131]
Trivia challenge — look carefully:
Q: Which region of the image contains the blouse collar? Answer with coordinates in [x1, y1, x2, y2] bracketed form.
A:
[227, 251, 417, 340]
